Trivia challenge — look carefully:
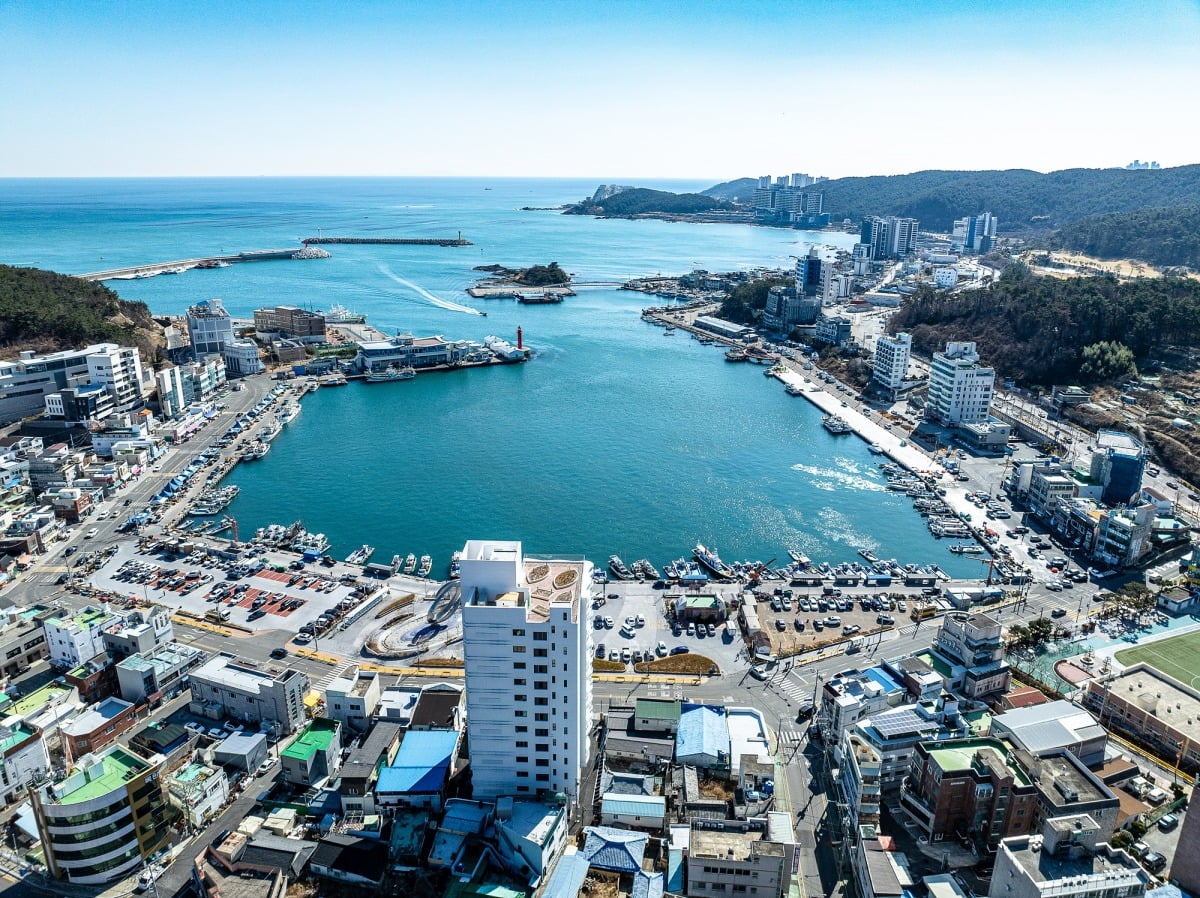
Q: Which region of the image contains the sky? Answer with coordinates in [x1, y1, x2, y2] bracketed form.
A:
[2, 0, 1198, 180]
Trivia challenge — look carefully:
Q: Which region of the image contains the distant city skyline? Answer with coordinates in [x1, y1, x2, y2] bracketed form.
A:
[2, 0, 1197, 179]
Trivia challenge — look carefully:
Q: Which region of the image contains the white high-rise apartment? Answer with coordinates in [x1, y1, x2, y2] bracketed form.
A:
[872, 332, 912, 391]
[186, 298, 234, 358]
[927, 341, 995, 425]
[460, 539, 593, 804]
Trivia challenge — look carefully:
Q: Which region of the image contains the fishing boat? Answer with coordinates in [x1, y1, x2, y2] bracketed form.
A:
[725, 349, 748, 362]
[633, 558, 660, 580]
[448, 551, 462, 580]
[291, 530, 330, 555]
[858, 549, 879, 563]
[785, 384, 803, 396]
[822, 415, 852, 434]
[608, 555, 634, 580]
[403, 553, 417, 574]
[345, 545, 375, 566]
[320, 372, 348, 387]
[949, 544, 985, 554]
[693, 543, 735, 579]
[366, 365, 416, 383]
[787, 549, 811, 565]
[279, 404, 301, 425]
[418, 555, 433, 577]
[868, 443, 884, 454]
[324, 303, 367, 324]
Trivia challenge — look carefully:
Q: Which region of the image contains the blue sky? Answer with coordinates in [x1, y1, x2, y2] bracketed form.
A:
[2, 0, 1196, 178]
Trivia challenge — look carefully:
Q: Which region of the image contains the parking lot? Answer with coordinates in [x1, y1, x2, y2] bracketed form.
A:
[753, 586, 906, 655]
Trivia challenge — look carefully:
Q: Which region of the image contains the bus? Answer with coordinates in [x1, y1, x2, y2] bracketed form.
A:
[910, 605, 937, 622]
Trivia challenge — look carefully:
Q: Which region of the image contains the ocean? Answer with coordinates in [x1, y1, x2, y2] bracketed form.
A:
[0, 177, 979, 576]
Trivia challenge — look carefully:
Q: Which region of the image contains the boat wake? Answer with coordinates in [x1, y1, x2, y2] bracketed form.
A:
[377, 264, 484, 316]
[790, 462, 887, 493]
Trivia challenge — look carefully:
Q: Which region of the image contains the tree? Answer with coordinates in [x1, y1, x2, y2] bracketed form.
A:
[1079, 341, 1137, 383]
[1111, 830, 1134, 850]
[1005, 623, 1030, 648]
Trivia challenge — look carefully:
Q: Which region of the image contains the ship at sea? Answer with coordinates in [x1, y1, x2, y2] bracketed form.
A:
[693, 543, 734, 579]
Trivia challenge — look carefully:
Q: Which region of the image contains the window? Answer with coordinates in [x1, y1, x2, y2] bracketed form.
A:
[536, 773, 549, 782]
[515, 695, 527, 702]
[536, 744, 549, 752]
[516, 741, 528, 748]
[535, 759, 549, 767]
[533, 632, 547, 641]
[515, 710, 527, 718]
[512, 629, 525, 637]
[534, 665, 548, 674]
[534, 681, 547, 690]
[512, 645, 526, 654]
[514, 662, 526, 670]
[516, 756, 528, 763]
[514, 678, 526, 686]
[516, 726, 528, 733]
[536, 729, 549, 737]
[534, 697, 548, 706]
[533, 648, 547, 657]
[535, 713, 548, 722]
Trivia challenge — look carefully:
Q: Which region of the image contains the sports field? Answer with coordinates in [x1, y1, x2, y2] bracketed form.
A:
[1115, 628, 1200, 689]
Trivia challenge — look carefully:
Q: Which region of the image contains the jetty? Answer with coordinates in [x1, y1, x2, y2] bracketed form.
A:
[302, 236, 471, 246]
[78, 248, 313, 282]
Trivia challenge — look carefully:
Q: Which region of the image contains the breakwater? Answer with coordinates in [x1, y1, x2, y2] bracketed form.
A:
[302, 236, 472, 246]
[78, 248, 308, 281]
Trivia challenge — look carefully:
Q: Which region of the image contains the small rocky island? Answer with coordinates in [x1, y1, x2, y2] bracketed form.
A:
[472, 262, 571, 287]
[467, 262, 575, 301]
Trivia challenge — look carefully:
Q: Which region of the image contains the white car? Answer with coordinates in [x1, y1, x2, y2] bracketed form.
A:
[85, 528, 99, 539]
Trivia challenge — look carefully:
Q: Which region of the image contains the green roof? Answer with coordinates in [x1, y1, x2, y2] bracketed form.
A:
[10, 683, 72, 718]
[47, 607, 111, 630]
[0, 722, 35, 753]
[53, 747, 149, 805]
[635, 699, 681, 721]
[915, 650, 953, 679]
[925, 737, 1030, 786]
[281, 718, 338, 762]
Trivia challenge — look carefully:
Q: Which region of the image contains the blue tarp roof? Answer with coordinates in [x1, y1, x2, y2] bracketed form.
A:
[376, 730, 457, 795]
[676, 704, 729, 764]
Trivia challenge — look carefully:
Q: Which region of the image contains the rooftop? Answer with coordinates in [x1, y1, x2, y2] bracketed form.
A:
[635, 698, 681, 722]
[991, 700, 1106, 755]
[281, 718, 339, 762]
[1002, 836, 1147, 889]
[47, 606, 111, 631]
[1023, 749, 1114, 808]
[925, 737, 1031, 786]
[377, 729, 458, 794]
[410, 687, 461, 729]
[10, 683, 73, 718]
[601, 794, 667, 817]
[341, 720, 403, 781]
[0, 722, 37, 754]
[60, 696, 133, 736]
[690, 829, 785, 862]
[48, 746, 151, 805]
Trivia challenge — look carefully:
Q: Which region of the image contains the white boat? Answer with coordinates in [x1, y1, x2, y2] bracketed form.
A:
[346, 545, 375, 565]
[324, 304, 367, 324]
[320, 372, 348, 387]
[418, 555, 432, 577]
[366, 365, 416, 382]
[403, 553, 417, 574]
[868, 443, 885, 454]
[291, 530, 330, 555]
[822, 415, 852, 434]
[279, 404, 301, 425]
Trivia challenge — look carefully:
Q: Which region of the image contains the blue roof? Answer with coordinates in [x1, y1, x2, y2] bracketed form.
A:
[676, 704, 729, 764]
[865, 666, 903, 693]
[377, 730, 457, 795]
[632, 871, 665, 898]
[582, 826, 647, 874]
[542, 852, 590, 898]
[601, 794, 666, 818]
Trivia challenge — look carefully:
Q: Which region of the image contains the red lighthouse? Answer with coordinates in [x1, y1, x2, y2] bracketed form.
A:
[516, 326, 523, 350]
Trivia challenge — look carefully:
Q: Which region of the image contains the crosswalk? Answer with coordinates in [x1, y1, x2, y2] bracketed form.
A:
[314, 661, 356, 692]
[777, 727, 805, 748]
[776, 673, 814, 704]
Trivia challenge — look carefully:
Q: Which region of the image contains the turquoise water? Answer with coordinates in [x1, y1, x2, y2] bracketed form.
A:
[0, 178, 979, 575]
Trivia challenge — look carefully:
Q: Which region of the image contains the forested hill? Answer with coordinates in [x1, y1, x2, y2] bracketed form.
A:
[1049, 204, 1200, 270]
[564, 188, 729, 217]
[0, 265, 163, 361]
[702, 166, 1200, 232]
[886, 266, 1200, 385]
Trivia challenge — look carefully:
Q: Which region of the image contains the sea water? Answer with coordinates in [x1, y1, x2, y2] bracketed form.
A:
[0, 177, 979, 575]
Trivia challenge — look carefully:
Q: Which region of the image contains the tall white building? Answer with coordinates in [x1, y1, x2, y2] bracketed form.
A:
[85, 344, 145, 410]
[871, 333, 912, 392]
[155, 366, 188, 419]
[460, 539, 593, 804]
[927, 341, 995, 425]
[186, 299, 234, 358]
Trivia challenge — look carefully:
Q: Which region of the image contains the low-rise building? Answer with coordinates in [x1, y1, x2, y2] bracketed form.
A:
[932, 611, 1011, 698]
[252, 306, 327, 344]
[599, 793, 667, 830]
[213, 731, 268, 775]
[280, 717, 340, 787]
[819, 666, 907, 741]
[375, 729, 461, 812]
[409, 683, 462, 731]
[1021, 748, 1119, 838]
[101, 607, 173, 662]
[223, 339, 264, 377]
[32, 746, 172, 884]
[685, 827, 790, 898]
[0, 604, 54, 678]
[44, 606, 114, 670]
[676, 704, 730, 771]
[336, 720, 403, 815]
[116, 641, 207, 704]
[1082, 663, 1200, 773]
[901, 737, 1039, 848]
[990, 700, 1107, 767]
[188, 653, 309, 734]
[167, 761, 230, 828]
[355, 333, 466, 372]
[322, 665, 381, 734]
[989, 815, 1150, 898]
[0, 720, 51, 805]
[59, 696, 142, 758]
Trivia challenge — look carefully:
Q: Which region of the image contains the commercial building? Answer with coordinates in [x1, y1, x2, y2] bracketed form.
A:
[460, 539, 593, 804]
[1089, 430, 1147, 505]
[323, 665, 381, 734]
[1022, 749, 1119, 838]
[1027, 462, 1078, 516]
[989, 815, 1149, 898]
[167, 761, 230, 828]
[990, 700, 1107, 767]
[795, 245, 833, 298]
[819, 666, 907, 742]
[355, 333, 466, 372]
[280, 718, 341, 787]
[761, 288, 820, 335]
[252, 306, 327, 343]
[927, 341, 995, 426]
[101, 607, 173, 662]
[932, 611, 1011, 698]
[872, 332, 913, 393]
[115, 642, 207, 704]
[222, 339, 264, 377]
[1093, 504, 1155, 567]
[901, 737, 1039, 848]
[0, 605, 54, 678]
[32, 746, 172, 884]
[685, 827, 791, 898]
[155, 366, 189, 419]
[188, 653, 309, 734]
[186, 299, 235, 358]
[44, 384, 115, 425]
[1082, 663, 1200, 773]
[60, 697, 142, 758]
[692, 316, 755, 341]
[814, 314, 854, 347]
[213, 731, 268, 775]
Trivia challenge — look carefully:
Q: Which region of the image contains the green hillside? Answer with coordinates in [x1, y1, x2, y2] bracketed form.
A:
[1050, 204, 1200, 270]
[565, 187, 729, 218]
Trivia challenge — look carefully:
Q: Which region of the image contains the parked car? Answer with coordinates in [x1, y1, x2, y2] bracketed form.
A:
[595, 643, 606, 659]
[269, 647, 288, 659]
[1157, 813, 1179, 832]
[1143, 851, 1167, 873]
[670, 645, 690, 655]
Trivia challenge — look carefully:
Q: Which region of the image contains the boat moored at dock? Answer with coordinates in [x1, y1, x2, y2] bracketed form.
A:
[346, 545, 375, 565]
[693, 543, 734, 579]
[608, 555, 634, 580]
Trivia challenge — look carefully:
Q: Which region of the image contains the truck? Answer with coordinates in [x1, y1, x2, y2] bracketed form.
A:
[204, 609, 231, 623]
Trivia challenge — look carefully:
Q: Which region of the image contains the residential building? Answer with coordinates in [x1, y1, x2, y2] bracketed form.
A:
[252, 306, 327, 343]
[676, 704, 730, 770]
[0, 605, 55, 678]
[44, 385, 115, 424]
[819, 666, 907, 742]
[460, 539, 593, 803]
[814, 314, 854, 346]
[375, 729, 461, 811]
[932, 611, 1011, 698]
[60, 697, 142, 758]
[155, 366, 189, 419]
[222, 339, 264, 377]
[990, 700, 1108, 767]
[953, 212, 998, 254]
[0, 344, 145, 424]
[752, 173, 827, 223]
[933, 266, 959, 288]
[989, 815, 1150, 898]
[1091, 430, 1147, 506]
[323, 665, 381, 734]
[1028, 462, 1078, 516]
[213, 731, 268, 774]
[167, 761, 230, 828]
[115, 642, 207, 704]
[85, 344, 146, 410]
[186, 299, 235, 358]
[102, 607, 173, 662]
[861, 216, 919, 260]
[685, 827, 790, 898]
[1082, 663, 1200, 773]
[409, 683, 463, 731]
[336, 720, 403, 815]
[761, 287, 820, 335]
[280, 717, 341, 787]
[841, 730, 883, 824]
[32, 746, 172, 884]
[872, 332, 913, 393]
[44, 606, 114, 670]
[188, 653, 309, 734]
[928, 341, 995, 426]
[599, 793, 667, 830]
[901, 737, 1039, 848]
[795, 245, 833, 297]
[1093, 504, 1155, 567]
[852, 828, 913, 898]
[0, 721, 51, 805]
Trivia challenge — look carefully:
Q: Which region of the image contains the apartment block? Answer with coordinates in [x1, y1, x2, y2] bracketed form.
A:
[927, 341, 995, 426]
[872, 332, 913, 392]
[933, 611, 1011, 698]
[188, 653, 309, 734]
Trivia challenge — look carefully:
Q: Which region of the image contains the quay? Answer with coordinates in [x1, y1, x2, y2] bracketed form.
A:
[467, 284, 576, 299]
[302, 235, 471, 246]
[77, 248, 308, 282]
